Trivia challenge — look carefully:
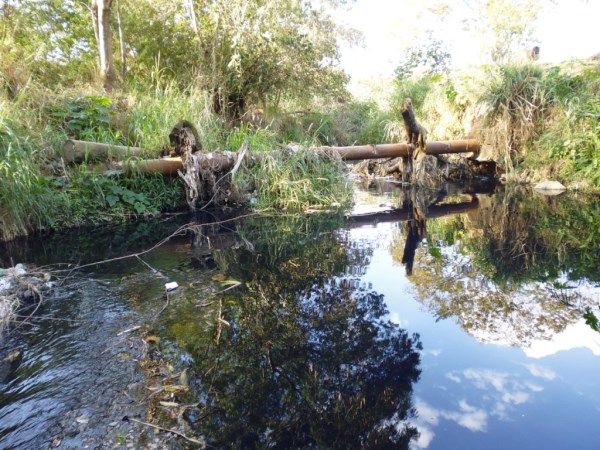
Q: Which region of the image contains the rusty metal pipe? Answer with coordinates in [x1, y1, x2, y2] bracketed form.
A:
[75, 138, 480, 175]
[322, 139, 480, 161]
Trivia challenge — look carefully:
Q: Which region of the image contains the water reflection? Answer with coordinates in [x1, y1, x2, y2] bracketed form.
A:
[2, 181, 599, 449]
[383, 188, 600, 348]
[162, 215, 423, 448]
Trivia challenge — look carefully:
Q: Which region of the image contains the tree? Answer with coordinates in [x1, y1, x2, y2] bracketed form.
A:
[461, 0, 544, 64]
[0, 1, 95, 88]
[395, 34, 451, 79]
[90, 0, 116, 91]
[188, 0, 350, 118]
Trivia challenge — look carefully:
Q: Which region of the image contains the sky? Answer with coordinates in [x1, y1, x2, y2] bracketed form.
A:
[336, 0, 600, 81]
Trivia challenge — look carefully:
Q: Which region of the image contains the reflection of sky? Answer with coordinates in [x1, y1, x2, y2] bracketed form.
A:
[347, 222, 600, 450]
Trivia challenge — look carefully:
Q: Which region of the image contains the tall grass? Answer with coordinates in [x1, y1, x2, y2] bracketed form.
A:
[241, 148, 351, 210]
[386, 59, 600, 188]
[481, 65, 545, 171]
[530, 65, 600, 187]
[274, 101, 390, 146]
[0, 107, 66, 240]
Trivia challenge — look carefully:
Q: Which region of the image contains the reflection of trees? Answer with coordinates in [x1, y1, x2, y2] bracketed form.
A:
[390, 189, 600, 345]
[464, 190, 600, 284]
[410, 249, 593, 345]
[164, 214, 422, 449]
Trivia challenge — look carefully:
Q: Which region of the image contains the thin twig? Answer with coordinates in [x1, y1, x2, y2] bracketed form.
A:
[117, 325, 142, 336]
[52, 213, 263, 279]
[154, 291, 170, 319]
[135, 255, 166, 277]
[195, 301, 214, 308]
[209, 282, 242, 297]
[13, 314, 97, 324]
[127, 417, 204, 446]
[12, 288, 44, 331]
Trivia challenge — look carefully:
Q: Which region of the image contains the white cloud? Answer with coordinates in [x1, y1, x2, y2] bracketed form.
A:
[525, 382, 544, 393]
[502, 391, 530, 405]
[415, 398, 488, 434]
[446, 371, 462, 383]
[463, 368, 508, 392]
[524, 320, 600, 359]
[413, 425, 435, 449]
[525, 364, 556, 380]
[444, 400, 488, 432]
[415, 399, 440, 425]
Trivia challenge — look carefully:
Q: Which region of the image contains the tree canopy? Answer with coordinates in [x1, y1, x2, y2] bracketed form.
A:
[0, 0, 351, 116]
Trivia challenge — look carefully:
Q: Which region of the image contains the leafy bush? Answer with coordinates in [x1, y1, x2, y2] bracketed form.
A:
[48, 96, 124, 144]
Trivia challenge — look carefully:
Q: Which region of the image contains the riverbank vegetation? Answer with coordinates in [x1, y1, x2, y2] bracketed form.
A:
[387, 60, 600, 187]
[1, 0, 599, 241]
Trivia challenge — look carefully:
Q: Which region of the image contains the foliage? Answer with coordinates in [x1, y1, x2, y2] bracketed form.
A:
[48, 96, 124, 144]
[0, 0, 96, 87]
[190, 0, 350, 118]
[395, 36, 451, 79]
[0, 114, 65, 239]
[460, 189, 600, 284]
[277, 101, 390, 146]
[482, 64, 545, 169]
[125, 82, 219, 152]
[0, 95, 185, 240]
[387, 58, 600, 187]
[388, 189, 600, 346]
[460, 0, 544, 64]
[584, 308, 600, 333]
[224, 124, 279, 152]
[530, 65, 600, 187]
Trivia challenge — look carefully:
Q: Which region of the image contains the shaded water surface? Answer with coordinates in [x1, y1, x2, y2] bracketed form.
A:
[1, 182, 599, 449]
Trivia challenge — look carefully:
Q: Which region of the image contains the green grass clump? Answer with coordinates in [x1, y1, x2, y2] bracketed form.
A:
[125, 82, 220, 153]
[529, 65, 600, 187]
[242, 148, 351, 211]
[0, 110, 65, 239]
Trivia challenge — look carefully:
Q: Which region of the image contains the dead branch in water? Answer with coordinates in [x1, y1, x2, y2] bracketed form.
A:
[51, 213, 263, 280]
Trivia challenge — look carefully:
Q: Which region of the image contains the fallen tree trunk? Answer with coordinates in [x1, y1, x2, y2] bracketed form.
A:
[65, 139, 479, 168]
[118, 152, 237, 175]
[63, 140, 144, 162]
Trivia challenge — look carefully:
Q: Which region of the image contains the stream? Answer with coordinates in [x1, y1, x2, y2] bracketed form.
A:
[1, 179, 599, 449]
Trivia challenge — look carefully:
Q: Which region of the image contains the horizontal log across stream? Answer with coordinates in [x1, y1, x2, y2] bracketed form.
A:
[63, 139, 480, 175]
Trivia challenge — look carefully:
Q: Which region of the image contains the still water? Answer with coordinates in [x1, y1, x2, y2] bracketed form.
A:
[1, 180, 599, 449]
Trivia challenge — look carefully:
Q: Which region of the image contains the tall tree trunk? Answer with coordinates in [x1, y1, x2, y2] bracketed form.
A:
[116, 0, 126, 82]
[91, 0, 116, 91]
[187, 0, 202, 48]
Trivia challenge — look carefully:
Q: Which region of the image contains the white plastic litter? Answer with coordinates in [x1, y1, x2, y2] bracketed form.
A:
[165, 281, 179, 291]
